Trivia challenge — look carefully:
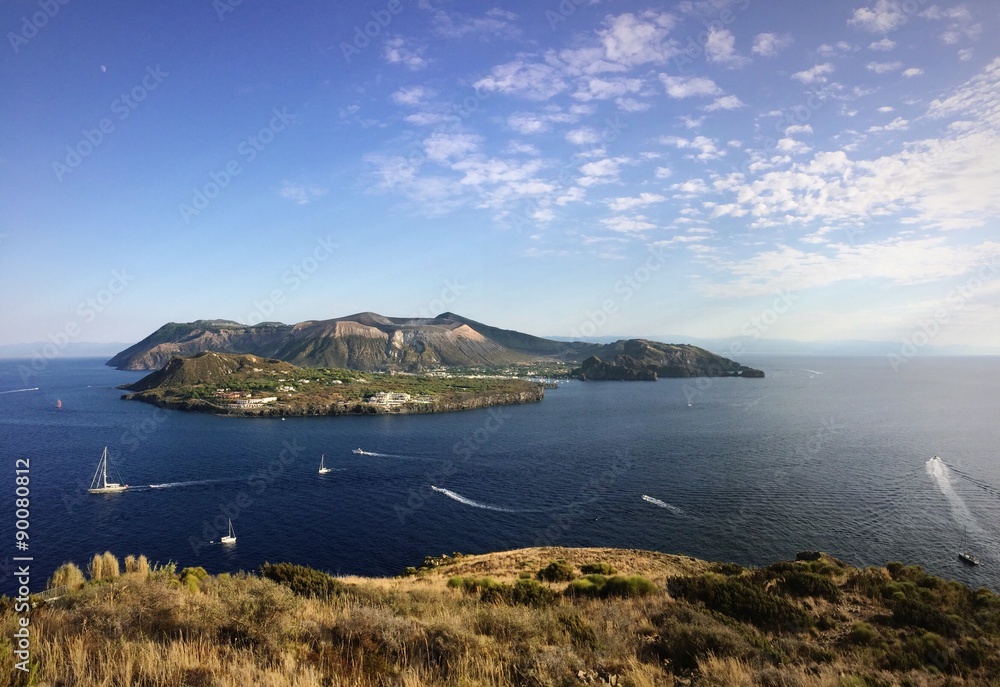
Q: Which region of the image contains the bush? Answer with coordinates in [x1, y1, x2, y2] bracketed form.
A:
[711, 562, 745, 576]
[47, 562, 86, 591]
[537, 560, 576, 582]
[565, 575, 605, 598]
[778, 570, 842, 602]
[259, 562, 346, 599]
[602, 575, 658, 598]
[648, 603, 757, 671]
[450, 576, 557, 607]
[180, 566, 209, 593]
[559, 612, 598, 649]
[669, 574, 812, 632]
[580, 562, 617, 575]
[848, 621, 880, 646]
[88, 551, 121, 581]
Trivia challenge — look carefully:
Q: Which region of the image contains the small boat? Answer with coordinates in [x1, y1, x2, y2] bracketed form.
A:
[88, 447, 128, 494]
[56, 399, 62, 409]
[318, 454, 331, 474]
[221, 519, 236, 544]
[958, 527, 979, 566]
[352, 447, 364, 455]
[958, 551, 980, 566]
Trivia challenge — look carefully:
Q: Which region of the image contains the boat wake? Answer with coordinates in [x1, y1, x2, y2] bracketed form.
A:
[430, 485, 518, 513]
[642, 494, 685, 515]
[800, 369, 824, 376]
[148, 478, 235, 490]
[942, 461, 1000, 498]
[925, 457, 977, 528]
[0, 387, 39, 394]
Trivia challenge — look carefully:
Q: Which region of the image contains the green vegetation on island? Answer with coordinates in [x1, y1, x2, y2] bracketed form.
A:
[7, 547, 999, 686]
[119, 351, 545, 416]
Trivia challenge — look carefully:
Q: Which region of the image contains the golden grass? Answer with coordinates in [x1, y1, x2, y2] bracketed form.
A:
[4, 547, 998, 687]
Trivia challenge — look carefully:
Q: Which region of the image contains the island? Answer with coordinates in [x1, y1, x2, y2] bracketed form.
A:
[119, 351, 545, 417]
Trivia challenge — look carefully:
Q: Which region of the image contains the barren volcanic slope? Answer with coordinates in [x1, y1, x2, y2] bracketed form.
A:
[108, 311, 764, 377]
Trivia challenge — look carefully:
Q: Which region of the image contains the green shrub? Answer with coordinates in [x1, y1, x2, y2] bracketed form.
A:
[259, 561, 346, 599]
[564, 575, 605, 598]
[647, 603, 757, 671]
[602, 575, 657, 598]
[668, 574, 812, 632]
[580, 562, 617, 575]
[848, 621, 879, 646]
[537, 560, 576, 582]
[558, 612, 598, 649]
[778, 570, 842, 602]
[711, 562, 745, 576]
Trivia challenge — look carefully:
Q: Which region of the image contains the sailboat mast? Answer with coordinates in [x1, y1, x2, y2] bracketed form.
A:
[102, 447, 108, 488]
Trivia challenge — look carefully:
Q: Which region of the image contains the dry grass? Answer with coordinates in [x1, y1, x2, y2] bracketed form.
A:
[4, 547, 999, 687]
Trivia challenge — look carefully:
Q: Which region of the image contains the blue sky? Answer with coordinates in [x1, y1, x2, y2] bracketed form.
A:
[1, 0, 998, 350]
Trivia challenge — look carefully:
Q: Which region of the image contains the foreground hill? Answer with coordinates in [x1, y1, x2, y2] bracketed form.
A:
[107, 312, 764, 378]
[10, 547, 998, 686]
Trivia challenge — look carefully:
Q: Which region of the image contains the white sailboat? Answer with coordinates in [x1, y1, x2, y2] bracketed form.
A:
[318, 454, 331, 474]
[88, 447, 128, 494]
[221, 519, 236, 544]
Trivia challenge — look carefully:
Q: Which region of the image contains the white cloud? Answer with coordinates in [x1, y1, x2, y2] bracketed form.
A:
[867, 60, 903, 74]
[655, 166, 672, 179]
[578, 156, 630, 187]
[616, 97, 650, 112]
[699, 238, 1000, 298]
[382, 36, 428, 70]
[661, 135, 725, 161]
[573, 77, 643, 101]
[704, 27, 747, 67]
[792, 63, 834, 84]
[867, 117, 909, 132]
[785, 124, 813, 136]
[391, 85, 434, 106]
[506, 110, 575, 134]
[431, 8, 521, 40]
[671, 178, 709, 197]
[602, 215, 657, 233]
[475, 60, 568, 100]
[848, 0, 909, 33]
[404, 112, 454, 126]
[598, 11, 677, 68]
[868, 37, 896, 51]
[877, 106, 895, 113]
[958, 48, 973, 61]
[704, 95, 745, 112]
[607, 192, 666, 211]
[279, 182, 328, 205]
[423, 133, 481, 163]
[566, 128, 601, 145]
[816, 41, 855, 57]
[775, 137, 811, 155]
[659, 74, 721, 98]
[752, 32, 792, 57]
[902, 67, 924, 77]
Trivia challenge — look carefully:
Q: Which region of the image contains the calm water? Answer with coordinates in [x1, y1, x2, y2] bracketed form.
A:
[1, 355, 998, 596]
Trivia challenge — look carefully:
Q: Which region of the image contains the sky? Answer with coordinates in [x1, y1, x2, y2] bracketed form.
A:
[1, 0, 999, 351]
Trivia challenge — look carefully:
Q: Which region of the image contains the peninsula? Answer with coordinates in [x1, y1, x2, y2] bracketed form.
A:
[119, 351, 544, 417]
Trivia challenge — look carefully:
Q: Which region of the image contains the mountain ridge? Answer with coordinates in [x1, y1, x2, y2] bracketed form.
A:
[107, 312, 763, 377]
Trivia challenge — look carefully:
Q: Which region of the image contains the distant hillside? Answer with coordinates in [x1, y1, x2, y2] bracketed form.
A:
[107, 312, 762, 378]
[123, 351, 302, 393]
[573, 339, 765, 379]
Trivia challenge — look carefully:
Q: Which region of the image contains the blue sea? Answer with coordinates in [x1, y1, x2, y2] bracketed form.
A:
[1, 355, 998, 596]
